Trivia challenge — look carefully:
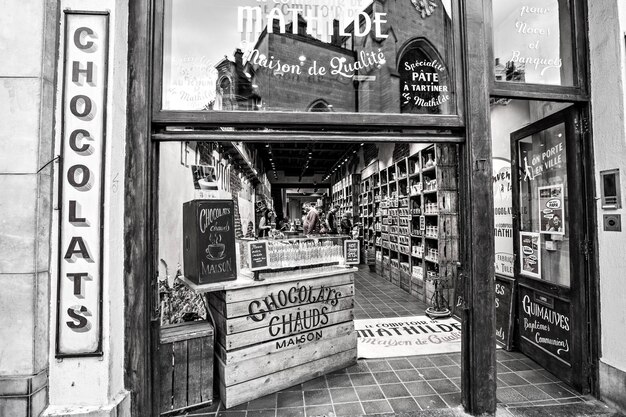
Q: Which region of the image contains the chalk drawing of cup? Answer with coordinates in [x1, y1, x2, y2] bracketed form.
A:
[206, 243, 226, 260]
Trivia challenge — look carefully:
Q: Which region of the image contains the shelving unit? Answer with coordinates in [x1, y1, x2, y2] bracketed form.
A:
[331, 173, 360, 222]
[371, 145, 459, 308]
[358, 165, 379, 267]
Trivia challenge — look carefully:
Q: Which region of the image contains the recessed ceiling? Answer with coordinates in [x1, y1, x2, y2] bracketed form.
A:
[252, 142, 359, 179]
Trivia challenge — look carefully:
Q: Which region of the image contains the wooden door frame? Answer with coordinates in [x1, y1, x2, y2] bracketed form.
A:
[125, 0, 158, 416]
[124, 0, 505, 415]
[509, 106, 592, 393]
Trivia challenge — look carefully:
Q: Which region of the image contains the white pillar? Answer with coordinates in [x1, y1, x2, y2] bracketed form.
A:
[588, 0, 626, 414]
[43, 0, 130, 416]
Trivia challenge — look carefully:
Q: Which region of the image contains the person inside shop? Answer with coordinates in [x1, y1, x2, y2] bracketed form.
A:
[340, 211, 353, 235]
[300, 205, 309, 232]
[303, 203, 321, 235]
[319, 212, 329, 234]
[258, 209, 272, 238]
[278, 215, 290, 231]
[325, 204, 339, 234]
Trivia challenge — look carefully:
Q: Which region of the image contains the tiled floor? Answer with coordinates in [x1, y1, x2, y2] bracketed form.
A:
[353, 266, 428, 319]
[178, 267, 590, 417]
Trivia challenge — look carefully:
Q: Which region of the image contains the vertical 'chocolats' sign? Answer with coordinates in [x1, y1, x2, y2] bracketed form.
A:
[56, 11, 109, 357]
[184, 200, 237, 284]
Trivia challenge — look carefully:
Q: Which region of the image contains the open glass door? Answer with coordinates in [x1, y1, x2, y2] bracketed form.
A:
[510, 106, 589, 392]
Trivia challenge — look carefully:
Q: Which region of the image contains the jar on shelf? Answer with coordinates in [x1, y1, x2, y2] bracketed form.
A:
[425, 153, 435, 168]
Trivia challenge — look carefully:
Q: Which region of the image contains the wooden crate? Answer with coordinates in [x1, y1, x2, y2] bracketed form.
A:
[438, 191, 459, 213]
[410, 277, 424, 298]
[159, 321, 214, 415]
[435, 144, 458, 166]
[435, 168, 458, 191]
[364, 248, 376, 265]
[383, 266, 391, 280]
[400, 271, 411, 292]
[208, 271, 357, 408]
[439, 215, 459, 239]
[390, 267, 400, 286]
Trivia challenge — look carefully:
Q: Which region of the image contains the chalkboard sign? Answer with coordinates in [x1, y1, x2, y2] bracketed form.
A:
[183, 200, 237, 285]
[518, 285, 571, 364]
[248, 241, 269, 271]
[495, 275, 515, 350]
[344, 240, 360, 265]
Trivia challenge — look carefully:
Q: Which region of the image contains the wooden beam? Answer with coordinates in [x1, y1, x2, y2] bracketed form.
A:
[460, 0, 497, 414]
[152, 110, 465, 129]
[151, 132, 465, 143]
[125, 0, 155, 415]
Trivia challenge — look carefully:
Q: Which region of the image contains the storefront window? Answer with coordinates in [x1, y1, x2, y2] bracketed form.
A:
[517, 124, 570, 287]
[492, 0, 575, 86]
[160, 0, 457, 115]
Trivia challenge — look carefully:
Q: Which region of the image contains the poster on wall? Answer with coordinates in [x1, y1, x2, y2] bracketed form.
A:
[191, 164, 217, 190]
[519, 232, 541, 279]
[538, 184, 565, 235]
[239, 195, 256, 238]
[493, 158, 514, 277]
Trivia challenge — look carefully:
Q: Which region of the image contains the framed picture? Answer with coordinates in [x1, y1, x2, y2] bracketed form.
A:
[538, 184, 565, 235]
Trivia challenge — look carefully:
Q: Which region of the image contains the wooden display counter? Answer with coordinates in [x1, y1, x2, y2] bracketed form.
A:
[184, 267, 358, 409]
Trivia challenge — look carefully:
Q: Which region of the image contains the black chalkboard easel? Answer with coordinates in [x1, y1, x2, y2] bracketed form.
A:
[495, 275, 515, 350]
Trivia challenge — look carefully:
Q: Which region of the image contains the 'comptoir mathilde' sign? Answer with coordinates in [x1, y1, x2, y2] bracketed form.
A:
[56, 11, 109, 357]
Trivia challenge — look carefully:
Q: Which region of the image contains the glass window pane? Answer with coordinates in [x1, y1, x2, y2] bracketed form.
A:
[492, 0, 575, 86]
[161, 0, 457, 114]
[517, 123, 570, 287]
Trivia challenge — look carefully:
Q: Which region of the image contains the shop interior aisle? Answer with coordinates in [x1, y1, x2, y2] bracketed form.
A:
[177, 267, 600, 417]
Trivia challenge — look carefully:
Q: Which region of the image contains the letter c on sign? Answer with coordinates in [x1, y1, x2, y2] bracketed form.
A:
[74, 27, 97, 52]
[69, 129, 94, 155]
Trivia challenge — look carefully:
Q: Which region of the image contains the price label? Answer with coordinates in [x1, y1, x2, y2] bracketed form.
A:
[344, 240, 360, 265]
[249, 241, 269, 271]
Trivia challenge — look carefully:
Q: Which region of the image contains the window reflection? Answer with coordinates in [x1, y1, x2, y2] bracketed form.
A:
[161, 0, 456, 114]
[492, 0, 574, 86]
[518, 125, 570, 287]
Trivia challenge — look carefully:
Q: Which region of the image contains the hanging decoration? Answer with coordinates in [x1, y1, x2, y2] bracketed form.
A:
[411, 0, 437, 18]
